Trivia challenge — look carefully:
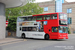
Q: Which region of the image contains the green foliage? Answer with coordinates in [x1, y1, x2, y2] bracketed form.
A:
[6, 16, 17, 31]
[6, 0, 43, 31]
[22, 3, 43, 16]
[68, 28, 71, 34]
[5, 2, 43, 19]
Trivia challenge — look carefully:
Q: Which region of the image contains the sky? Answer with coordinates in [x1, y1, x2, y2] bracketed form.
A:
[35, 0, 75, 3]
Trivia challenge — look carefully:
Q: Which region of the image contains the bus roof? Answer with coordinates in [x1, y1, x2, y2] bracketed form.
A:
[33, 12, 66, 16]
[18, 15, 33, 18]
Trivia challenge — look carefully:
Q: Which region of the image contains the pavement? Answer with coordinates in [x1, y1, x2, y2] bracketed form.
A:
[0, 37, 24, 45]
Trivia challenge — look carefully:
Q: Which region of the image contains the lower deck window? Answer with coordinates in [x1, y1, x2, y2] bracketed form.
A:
[22, 27, 37, 31]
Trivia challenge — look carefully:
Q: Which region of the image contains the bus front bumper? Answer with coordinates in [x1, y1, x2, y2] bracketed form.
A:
[58, 37, 68, 39]
[58, 34, 68, 39]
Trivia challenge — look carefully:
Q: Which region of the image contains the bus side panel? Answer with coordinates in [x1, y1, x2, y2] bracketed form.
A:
[23, 32, 45, 39]
[44, 20, 58, 39]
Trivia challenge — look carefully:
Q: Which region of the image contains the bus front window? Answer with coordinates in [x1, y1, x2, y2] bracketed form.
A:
[59, 20, 67, 25]
[59, 14, 67, 20]
[59, 14, 67, 25]
[59, 26, 68, 33]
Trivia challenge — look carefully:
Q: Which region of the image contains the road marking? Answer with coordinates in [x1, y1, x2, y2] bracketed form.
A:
[0, 39, 27, 46]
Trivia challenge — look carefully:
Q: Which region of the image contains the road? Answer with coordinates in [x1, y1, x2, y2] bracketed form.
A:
[0, 34, 75, 50]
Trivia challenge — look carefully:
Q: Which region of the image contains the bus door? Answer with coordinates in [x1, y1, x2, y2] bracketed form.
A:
[51, 27, 58, 36]
[19, 27, 22, 36]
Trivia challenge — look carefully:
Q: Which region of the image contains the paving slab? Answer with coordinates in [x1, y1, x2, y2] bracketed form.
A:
[0, 37, 23, 44]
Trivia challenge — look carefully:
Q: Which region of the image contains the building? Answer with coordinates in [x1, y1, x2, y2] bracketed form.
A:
[38, 0, 75, 34]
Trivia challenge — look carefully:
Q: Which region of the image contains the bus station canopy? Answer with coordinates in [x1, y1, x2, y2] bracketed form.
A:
[0, 0, 27, 8]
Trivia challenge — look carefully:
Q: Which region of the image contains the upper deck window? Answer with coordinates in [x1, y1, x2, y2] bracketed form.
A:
[59, 14, 67, 20]
[17, 17, 28, 22]
[44, 15, 50, 20]
[17, 16, 36, 22]
[51, 14, 57, 19]
[28, 17, 33, 21]
[33, 17, 36, 21]
[37, 16, 43, 20]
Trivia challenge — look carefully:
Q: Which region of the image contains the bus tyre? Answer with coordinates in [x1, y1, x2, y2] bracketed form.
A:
[45, 34, 49, 40]
[22, 33, 25, 38]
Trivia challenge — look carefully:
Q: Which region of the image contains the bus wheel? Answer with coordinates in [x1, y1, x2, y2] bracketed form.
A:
[45, 34, 49, 40]
[21, 33, 25, 38]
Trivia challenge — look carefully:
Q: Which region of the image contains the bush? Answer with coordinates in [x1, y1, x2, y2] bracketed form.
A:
[6, 16, 17, 31]
[68, 28, 71, 34]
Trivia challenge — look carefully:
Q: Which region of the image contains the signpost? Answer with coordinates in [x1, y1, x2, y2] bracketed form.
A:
[6, 21, 8, 27]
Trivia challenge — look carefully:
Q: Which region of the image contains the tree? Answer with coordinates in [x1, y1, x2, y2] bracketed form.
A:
[22, 3, 43, 16]
[6, 16, 17, 31]
[5, 1, 43, 19]
[6, 0, 43, 31]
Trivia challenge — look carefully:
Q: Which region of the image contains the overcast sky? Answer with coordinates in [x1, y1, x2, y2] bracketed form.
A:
[35, 0, 75, 3]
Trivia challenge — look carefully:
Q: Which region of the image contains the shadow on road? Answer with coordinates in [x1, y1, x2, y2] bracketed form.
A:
[6, 37, 67, 41]
[24, 38, 67, 41]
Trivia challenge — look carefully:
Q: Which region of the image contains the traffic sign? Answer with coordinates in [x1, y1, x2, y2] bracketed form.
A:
[6, 21, 8, 27]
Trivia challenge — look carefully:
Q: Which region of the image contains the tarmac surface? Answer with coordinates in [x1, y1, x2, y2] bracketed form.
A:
[0, 34, 75, 50]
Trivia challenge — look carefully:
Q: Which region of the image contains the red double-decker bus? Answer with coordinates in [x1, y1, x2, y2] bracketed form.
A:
[16, 12, 68, 40]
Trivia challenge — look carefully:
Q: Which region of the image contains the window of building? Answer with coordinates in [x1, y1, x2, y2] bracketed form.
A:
[62, 0, 64, 3]
[37, 16, 43, 20]
[44, 15, 50, 20]
[68, 17, 72, 24]
[44, 7, 48, 12]
[52, 27, 58, 32]
[67, 8, 72, 13]
[51, 14, 57, 19]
